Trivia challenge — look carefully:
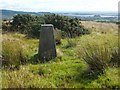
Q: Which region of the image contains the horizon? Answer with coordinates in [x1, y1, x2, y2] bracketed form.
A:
[0, 0, 119, 12]
[1, 9, 118, 14]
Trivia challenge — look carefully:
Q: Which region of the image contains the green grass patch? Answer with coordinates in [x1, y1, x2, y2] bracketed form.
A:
[2, 32, 119, 88]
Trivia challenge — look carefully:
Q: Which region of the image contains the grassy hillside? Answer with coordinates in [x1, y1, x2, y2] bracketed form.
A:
[1, 9, 51, 20]
[81, 21, 118, 34]
[2, 21, 119, 88]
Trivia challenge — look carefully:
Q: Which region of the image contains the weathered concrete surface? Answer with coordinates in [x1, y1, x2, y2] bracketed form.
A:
[38, 24, 57, 61]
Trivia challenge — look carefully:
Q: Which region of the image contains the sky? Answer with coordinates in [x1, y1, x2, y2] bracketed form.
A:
[0, 0, 119, 12]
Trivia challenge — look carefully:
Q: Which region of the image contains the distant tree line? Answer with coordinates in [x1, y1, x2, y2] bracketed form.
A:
[2, 14, 90, 38]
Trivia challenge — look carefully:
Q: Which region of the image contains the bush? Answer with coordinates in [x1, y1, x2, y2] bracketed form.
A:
[2, 39, 27, 68]
[2, 20, 12, 32]
[44, 14, 90, 38]
[76, 34, 118, 74]
[9, 14, 90, 38]
[12, 14, 45, 37]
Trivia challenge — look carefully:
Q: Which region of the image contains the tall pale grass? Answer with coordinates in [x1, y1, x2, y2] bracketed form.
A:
[2, 38, 27, 68]
[76, 34, 118, 73]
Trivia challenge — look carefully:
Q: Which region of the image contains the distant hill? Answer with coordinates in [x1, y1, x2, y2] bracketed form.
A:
[1, 9, 51, 20]
[1, 9, 117, 23]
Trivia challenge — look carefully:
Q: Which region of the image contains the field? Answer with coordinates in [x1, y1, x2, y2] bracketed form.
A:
[81, 21, 118, 34]
[1, 21, 119, 88]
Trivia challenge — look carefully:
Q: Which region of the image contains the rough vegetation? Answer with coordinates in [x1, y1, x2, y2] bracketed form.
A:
[2, 14, 90, 38]
[1, 14, 119, 88]
[76, 34, 118, 74]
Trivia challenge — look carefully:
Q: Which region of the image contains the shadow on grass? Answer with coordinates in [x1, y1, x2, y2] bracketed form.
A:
[75, 67, 104, 85]
[29, 53, 57, 64]
[29, 54, 39, 64]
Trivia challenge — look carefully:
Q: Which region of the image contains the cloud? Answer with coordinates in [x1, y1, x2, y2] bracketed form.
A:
[0, 0, 119, 12]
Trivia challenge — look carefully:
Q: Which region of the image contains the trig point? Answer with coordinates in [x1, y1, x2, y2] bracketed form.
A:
[38, 24, 57, 61]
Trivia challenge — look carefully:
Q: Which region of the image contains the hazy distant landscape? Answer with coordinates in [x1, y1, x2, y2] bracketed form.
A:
[1, 9, 118, 23]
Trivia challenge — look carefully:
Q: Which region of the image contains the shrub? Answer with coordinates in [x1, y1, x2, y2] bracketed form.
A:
[10, 14, 90, 38]
[44, 14, 90, 38]
[76, 34, 118, 74]
[2, 20, 12, 32]
[65, 38, 77, 48]
[2, 39, 27, 68]
[12, 14, 45, 37]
